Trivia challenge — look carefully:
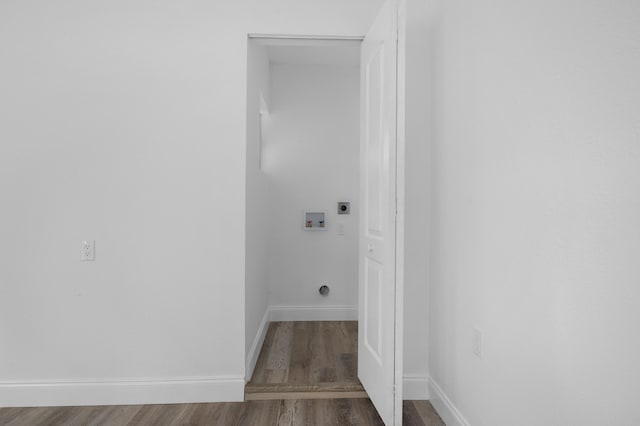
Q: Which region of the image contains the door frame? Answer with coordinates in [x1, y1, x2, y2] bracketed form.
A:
[394, 0, 407, 422]
[246, 20, 407, 422]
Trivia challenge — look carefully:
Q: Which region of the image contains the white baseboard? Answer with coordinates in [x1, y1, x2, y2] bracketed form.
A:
[245, 308, 270, 382]
[269, 305, 357, 322]
[403, 374, 429, 400]
[0, 376, 245, 408]
[428, 377, 470, 426]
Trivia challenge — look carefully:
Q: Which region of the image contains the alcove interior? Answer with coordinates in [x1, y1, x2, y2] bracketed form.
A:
[245, 37, 362, 386]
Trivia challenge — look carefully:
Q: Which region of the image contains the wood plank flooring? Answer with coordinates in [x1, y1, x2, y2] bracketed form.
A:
[246, 321, 363, 399]
[0, 320, 445, 425]
[0, 400, 444, 425]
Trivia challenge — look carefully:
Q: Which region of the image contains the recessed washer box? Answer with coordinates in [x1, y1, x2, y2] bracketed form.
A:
[303, 211, 326, 231]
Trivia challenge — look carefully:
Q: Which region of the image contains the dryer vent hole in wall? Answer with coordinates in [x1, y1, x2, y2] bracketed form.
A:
[337, 202, 350, 215]
[319, 285, 330, 296]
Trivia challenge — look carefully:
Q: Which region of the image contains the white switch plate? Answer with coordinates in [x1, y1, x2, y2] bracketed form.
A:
[81, 240, 95, 261]
[336, 223, 345, 236]
[472, 327, 483, 359]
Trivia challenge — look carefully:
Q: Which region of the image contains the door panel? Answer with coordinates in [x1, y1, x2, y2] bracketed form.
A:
[364, 257, 383, 362]
[365, 43, 384, 238]
[358, 0, 400, 425]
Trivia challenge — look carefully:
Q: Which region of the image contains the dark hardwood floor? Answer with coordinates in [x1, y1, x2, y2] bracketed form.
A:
[246, 321, 364, 399]
[0, 400, 444, 425]
[0, 321, 444, 425]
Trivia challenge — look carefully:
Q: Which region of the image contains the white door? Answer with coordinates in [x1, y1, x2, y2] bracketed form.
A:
[358, 0, 403, 425]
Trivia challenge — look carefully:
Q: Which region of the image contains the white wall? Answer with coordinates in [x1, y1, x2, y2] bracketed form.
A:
[402, 0, 432, 400]
[263, 62, 360, 314]
[0, 0, 384, 406]
[425, 0, 640, 425]
[245, 41, 271, 379]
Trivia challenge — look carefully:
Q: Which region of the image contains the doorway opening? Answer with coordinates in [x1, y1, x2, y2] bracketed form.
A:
[244, 36, 363, 399]
[246, 2, 405, 423]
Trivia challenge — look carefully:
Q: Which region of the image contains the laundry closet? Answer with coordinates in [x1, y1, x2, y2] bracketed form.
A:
[245, 36, 361, 358]
[245, 2, 403, 420]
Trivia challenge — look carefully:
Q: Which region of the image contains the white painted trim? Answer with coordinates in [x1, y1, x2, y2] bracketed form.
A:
[269, 305, 357, 322]
[248, 33, 364, 41]
[245, 308, 270, 382]
[394, 1, 407, 424]
[402, 374, 429, 400]
[428, 377, 470, 426]
[0, 376, 245, 408]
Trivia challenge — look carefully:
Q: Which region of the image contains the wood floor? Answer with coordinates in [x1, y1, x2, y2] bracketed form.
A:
[246, 321, 363, 399]
[0, 400, 444, 425]
[0, 321, 444, 425]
